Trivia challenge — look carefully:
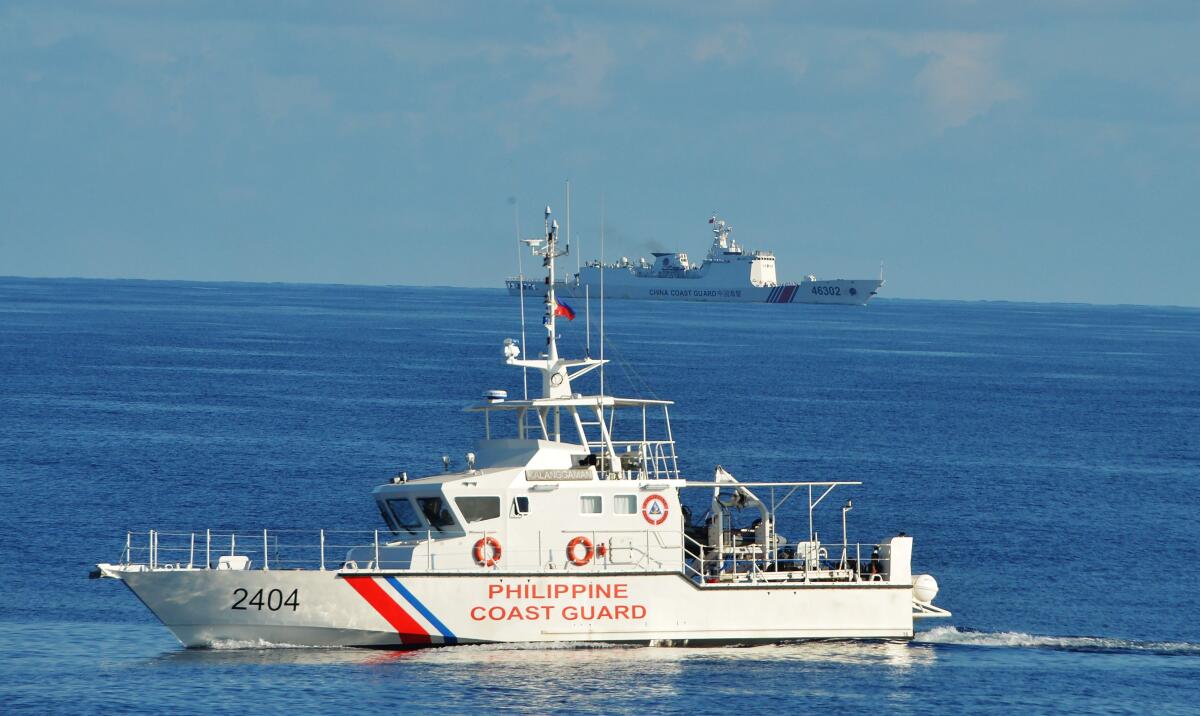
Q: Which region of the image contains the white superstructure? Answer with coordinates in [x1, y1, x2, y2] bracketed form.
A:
[97, 205, 946, 649]
[505, 215, 884, 305]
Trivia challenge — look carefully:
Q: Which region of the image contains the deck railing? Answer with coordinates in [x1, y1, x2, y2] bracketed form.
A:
[680, 533, 892, 585]
[116, 528, 894, 586]
[115, 527, 684, 575]
[584, 440, 680, 480]
[125, 529, 393, 572]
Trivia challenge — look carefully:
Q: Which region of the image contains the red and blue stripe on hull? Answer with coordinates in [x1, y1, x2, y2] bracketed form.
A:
[765, 285, 799, 303]
[344, 575, 458, 646]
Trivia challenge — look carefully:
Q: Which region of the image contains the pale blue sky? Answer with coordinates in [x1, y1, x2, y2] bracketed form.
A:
[3, 1, 1198, 305]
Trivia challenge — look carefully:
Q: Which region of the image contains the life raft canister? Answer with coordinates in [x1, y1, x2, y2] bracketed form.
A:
[473, 536, 502, 567]
[566, 535, 594, 566]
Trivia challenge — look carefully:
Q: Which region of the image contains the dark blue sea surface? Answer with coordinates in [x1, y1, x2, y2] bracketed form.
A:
[1, 277, 1198, 714]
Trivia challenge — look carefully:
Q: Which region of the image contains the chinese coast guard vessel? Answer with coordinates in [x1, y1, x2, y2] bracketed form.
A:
[505, 215, 884, 306]
[96, 206, 946, 649]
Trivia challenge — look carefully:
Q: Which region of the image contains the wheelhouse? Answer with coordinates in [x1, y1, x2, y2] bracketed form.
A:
[469, 395, 680, 481]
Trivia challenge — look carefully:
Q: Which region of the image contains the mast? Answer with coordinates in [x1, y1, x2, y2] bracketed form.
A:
[506, 204, 605, 401]
[543, 206, 560, 374]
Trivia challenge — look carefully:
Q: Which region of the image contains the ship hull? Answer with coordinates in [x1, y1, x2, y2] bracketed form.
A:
[113, 568, 915, 649]
[506, 278, 883, 305]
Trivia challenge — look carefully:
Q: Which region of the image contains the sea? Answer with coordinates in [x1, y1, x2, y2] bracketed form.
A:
[1, 276, 1198, 715]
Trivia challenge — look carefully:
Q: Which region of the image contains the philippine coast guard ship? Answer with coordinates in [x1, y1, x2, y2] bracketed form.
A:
[505, 215, 884, 306]
[96, 206, 946, 649]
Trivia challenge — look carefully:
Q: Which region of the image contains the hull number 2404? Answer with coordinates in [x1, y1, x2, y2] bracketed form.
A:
[231, 588, 299, 611]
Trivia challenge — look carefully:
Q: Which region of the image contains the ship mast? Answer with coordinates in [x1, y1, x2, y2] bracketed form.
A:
[507, 205, 604, 400]
[543, 206, 563, 383]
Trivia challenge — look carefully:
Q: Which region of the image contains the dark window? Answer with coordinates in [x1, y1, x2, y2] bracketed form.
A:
[455, 496, 501, 523]
[377, 502, 399, 533]
[417, 496, 457, 531]
[387, 498, 423, 531]
[512, 496, 530, 516]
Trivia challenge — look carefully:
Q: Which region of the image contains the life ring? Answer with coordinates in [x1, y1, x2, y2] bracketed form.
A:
[566, 536, 593, 566]
[473, 537, 502, 567]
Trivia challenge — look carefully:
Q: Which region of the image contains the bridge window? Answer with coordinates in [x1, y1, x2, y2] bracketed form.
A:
[377, 502, 399, 533]
[580, 495, 602, 514]
[417, 497, 457, 531]
[387, 498, 423, 532]
[614, 494, 636, 515]
[512, 496, 530, 516]
[455, 496, 501, 523]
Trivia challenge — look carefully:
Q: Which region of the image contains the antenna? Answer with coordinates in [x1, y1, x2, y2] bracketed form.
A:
[599, 194, 605, 399]
[515, 203, 528, 400]
[566, 180, 572, 278]
[569, 181, 581, 278]
[585, 283, 591, 357]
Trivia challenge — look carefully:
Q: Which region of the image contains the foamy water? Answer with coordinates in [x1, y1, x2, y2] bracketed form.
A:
[917, 626, 1200, 656]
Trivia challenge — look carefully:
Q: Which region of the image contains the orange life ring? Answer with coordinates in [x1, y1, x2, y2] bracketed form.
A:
[473, 536, 502, 567]
[566, 536, 593, 566]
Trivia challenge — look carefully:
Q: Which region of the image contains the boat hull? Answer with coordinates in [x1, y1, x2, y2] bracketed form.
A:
[115, 568, 916, 649]
[506, 278, 883, 305]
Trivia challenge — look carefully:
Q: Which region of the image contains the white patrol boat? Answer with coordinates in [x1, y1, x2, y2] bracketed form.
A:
[505, 215, 884, 306]
[97, 206, 947, 649]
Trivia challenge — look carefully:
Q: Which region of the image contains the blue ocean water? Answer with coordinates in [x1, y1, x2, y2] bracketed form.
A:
[1, 276, 1198, 714]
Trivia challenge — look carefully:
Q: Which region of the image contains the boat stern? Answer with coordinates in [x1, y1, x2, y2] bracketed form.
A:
[879, 535, 951, 620]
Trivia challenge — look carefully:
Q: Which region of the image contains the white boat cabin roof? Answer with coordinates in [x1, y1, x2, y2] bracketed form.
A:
[465, 395, 673, 411]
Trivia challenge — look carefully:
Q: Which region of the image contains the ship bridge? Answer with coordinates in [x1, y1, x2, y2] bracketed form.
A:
[467, 395, 680, 481]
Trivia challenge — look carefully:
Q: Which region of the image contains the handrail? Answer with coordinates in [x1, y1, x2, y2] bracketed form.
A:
[113, 527, 686, 575]
[113, 527, 894, 585]
[681, 481, 862, 488]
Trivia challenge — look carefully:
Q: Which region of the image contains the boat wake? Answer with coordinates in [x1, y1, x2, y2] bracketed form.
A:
[916, 626, 1200, 656]
[446, 640, 628, 652]
[202, 638, 626, 652]
[208, 638, 317, 650]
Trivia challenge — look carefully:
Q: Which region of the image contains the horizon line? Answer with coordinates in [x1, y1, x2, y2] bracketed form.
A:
[1, 274, 1197, 311]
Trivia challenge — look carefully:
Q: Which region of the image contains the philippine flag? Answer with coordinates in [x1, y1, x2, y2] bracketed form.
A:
[554, 297, 576, 321]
